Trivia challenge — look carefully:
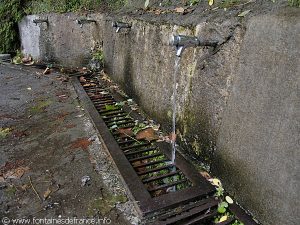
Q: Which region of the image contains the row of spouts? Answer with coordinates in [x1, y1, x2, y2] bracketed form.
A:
[32, 17, 218, 57]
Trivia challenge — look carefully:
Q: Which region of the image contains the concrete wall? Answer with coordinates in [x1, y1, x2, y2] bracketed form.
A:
[19, 13, 105, 67]
[213, 9, 300, 225]
[19, 8, 300, 225]
[19, 15, 40, 58]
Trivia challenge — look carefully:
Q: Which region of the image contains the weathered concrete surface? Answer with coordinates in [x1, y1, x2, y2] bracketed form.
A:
[19, 13, 105, 67]
[19, 15, 40, 59]
[213, 8, 300, 225]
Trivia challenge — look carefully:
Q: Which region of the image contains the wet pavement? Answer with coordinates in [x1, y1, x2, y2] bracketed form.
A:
[0, 63, 139, 225]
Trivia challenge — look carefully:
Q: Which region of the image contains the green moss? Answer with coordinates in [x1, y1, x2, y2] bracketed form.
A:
[29, 100, 52, 114]
[87, 194, 127, 216]
[5, 185, 17, 197]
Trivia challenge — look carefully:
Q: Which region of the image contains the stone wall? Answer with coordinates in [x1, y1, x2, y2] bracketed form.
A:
[18, 8, 300, 225]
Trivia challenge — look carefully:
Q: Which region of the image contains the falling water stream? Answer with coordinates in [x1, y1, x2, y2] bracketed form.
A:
[169, 56, 181, 192]
[171, 56, 181, 165]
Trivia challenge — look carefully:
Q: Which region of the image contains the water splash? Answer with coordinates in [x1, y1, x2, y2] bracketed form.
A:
[171, 56, 181, 164]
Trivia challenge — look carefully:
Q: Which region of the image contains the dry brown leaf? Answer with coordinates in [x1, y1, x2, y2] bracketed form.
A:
[83, 83, 96, 87]
[12, 130, 27, 138]
[21, 184, 30, 190]
[155, 9, 162, 15]
[175, 7, 185, 13]
[169, 132, 176, 142]
[4, 166, 29, 179]
[22, 56, 32, 64]
[136, 128, 158, 141]
[56, 112, 70, 121]
[79, 76, 87, 83]
[0, 176, 5, 182]
[65, 124, 76, 129]
[43, 187, 52, 200]
[117, 128, 134, 138]
[69, 138, 92, 151]
[200, 171, 211, 180]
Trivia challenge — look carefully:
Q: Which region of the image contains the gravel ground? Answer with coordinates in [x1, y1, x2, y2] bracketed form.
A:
[0, 63, 140, 225]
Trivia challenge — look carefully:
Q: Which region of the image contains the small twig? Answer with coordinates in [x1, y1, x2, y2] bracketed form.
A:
[123, 132, 142, 144]
[28, 176, 42, 202]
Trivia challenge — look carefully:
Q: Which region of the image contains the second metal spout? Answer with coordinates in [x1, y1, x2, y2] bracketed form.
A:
[33, 18, 48, 26]
[112, 21, 131, 33]
[170, 35, 218, 57]
[76, 18, 96, 27]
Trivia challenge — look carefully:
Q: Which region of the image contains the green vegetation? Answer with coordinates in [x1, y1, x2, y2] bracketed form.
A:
[0, 0, 26, 53]
[0, 0, 127, 54]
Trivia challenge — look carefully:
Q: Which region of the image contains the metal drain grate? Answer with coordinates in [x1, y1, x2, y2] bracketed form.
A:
[80, 76, 196, 197]
[71, 73, 258, 225]
[72, 74, 215, 216]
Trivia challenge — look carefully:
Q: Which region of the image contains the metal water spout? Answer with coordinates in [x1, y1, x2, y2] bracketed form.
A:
[170, 35, 218, 57]
[76, 17, 96, 27]
[33, 18, 48, 26]
[112, 21, 131, 33]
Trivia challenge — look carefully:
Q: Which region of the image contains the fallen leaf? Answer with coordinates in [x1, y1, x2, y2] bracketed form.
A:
[208, 0, 214, 6]
[12, 130, 27, 138]
[56, 112, 70, 121]
[210, 178, 222, 187]
[155, 9, 162, 15]
[238, 9, 251, 17]
[69, 138, 92, 151]
[225, 195, 234, 204]
[169, 132, 176, 142]
[79, 76, 87, 83]
[0, 176, 5, 182]
[175, 7, 185, 13]
[43, 187, 52, 200]
[0, 127, 12, 138]
[219, 215, 228, 223]
[21, 184, 30, 190]
[4, 166, 29, 179]
[22, 56, 32, 64]
[56, 76, 69, 82]
[65, 124, 76, 129]
[0, 160, 25, 176]
[200, 171, 211, 180]
[136, 127, 158, 141]
[117, 128, 134, 138]
[83, 83, 96, 87]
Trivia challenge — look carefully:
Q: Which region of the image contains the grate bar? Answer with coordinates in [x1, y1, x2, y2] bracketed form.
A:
[133, 159, 173, 171]
[147, 179, 187, 192]
[105, 117, 133, 124]
[99, 110, 124, 116]
[103, 113, 128, 120]
[129, 152, 163, 163]
[125, 147, 158, 156]
[107, 120, 135, 127]
[118, 139, 136, 146]
[121, 142, 151, 151]
[142, 171, 180, 184]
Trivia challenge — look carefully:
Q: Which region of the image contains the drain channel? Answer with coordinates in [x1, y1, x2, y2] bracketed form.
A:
[71, 72, 258, 224]
[72, 74, 215, 215]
